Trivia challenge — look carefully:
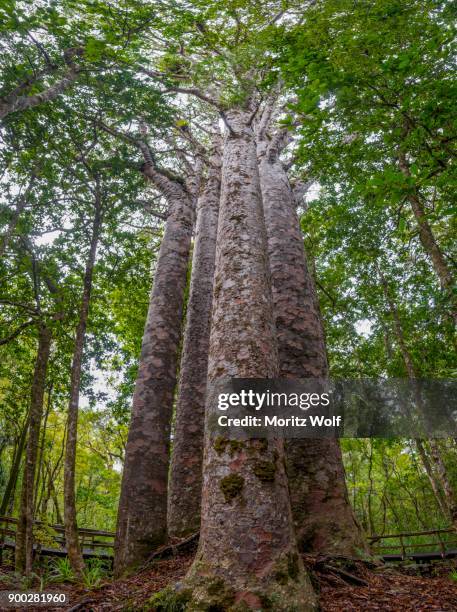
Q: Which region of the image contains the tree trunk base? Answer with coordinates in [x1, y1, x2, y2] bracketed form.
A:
[181, 550, 318, 611]
[287, 439, 369, 558]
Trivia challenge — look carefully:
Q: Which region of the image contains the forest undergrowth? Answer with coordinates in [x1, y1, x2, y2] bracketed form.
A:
[3, 545, 457, 611]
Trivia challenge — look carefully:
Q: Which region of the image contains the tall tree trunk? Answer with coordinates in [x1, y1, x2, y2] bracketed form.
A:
[415, 439, 449, 518]
[167, 137, 221, 538]
[52, 484, 63, 526]
[0, 414, 28, 565]
[64, 190, 102, 576]
[0, 412, 29, 517]
[15, 324, 51, 574]
[40, 472, 52, 519]
[183, 107, 316, 611]
[428, 440, 457, 525]
[256, 113, 367, 556]
[34, 385, 51, 516]
[114, 171, 196, 577]
[381, 273, 457, 526]
[398, 151, 454, 302]
[0, 195, 27, 258]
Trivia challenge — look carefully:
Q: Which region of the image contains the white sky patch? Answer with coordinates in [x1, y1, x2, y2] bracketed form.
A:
[80, 358, 118, 410]
[305, 182, 321, 202]
[35, 229, 62, 246]
[113, 458, 123, 473]
[355, 318, 373, 337]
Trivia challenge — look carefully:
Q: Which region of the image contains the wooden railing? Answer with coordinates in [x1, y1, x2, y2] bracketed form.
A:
[2, 516, 456, 563]
[0, 515, 115, 558]
[369, 527, 457, 559]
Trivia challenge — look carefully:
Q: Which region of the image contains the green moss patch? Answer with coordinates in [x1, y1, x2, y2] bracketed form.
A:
[183, 574, 236, 611]
[220, 473, 244, 502]
[213, 437, 244, 456]
[145, 586, 192, 611]
[253, 460, 276, 482]
[273, 551, 300, 586]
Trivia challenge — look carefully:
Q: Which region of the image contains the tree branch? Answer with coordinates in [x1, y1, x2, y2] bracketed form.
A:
[97, 120, 188, 197]
[0, 48, 84, 121]
[162, 86, 221, 110]
[0, 320, 35, 345]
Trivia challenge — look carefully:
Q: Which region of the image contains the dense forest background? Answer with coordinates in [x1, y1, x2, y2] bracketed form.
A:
[0, 0, 456, 609]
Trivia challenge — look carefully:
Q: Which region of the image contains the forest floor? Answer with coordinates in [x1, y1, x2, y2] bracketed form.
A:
[2, 546, 457, 611]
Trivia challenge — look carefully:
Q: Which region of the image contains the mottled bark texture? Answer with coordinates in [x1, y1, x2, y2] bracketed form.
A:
[256, 106, 367, 557]
[15, 324, 51, 574]
[64, 191, 102, 576]
[114, 166, 196, 577]
[168, 138, 221, 538]
[183, 108, 316, 611]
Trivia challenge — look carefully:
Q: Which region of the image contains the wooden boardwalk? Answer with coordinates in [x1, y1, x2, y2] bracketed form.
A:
[2, 515, 457, 564]
[369, 526, 457, 562]
[0, 515, 115, 560]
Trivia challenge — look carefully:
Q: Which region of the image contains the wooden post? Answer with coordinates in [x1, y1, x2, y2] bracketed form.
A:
[437, 531, 446, 558]
[399, 535, 406, 559]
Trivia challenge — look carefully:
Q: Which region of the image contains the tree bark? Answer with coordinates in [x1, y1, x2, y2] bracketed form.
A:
[381, 273, 457, 527]
[52, 484, 63, 525]
[183, 108, 316, 611]
[415, 439, 449, 518]
[15, 324, 52, 574]
[0, 195, 28, 258]
[34, 385, 51, 516]
[398, 152, 454, 298]
[167, 137, 221, 538]
[428, 440, 457, 525]
[256, 114, 367, 557]
[0, 64, 80, 121]
[64, 189, 102, 576]
[114, 168, 196, 577]
[0, 413, 29, 517]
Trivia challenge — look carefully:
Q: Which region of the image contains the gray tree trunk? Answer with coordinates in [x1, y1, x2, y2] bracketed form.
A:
[183, 107, 317, 611]
[397, 151, 455, 324]
[381, 273, 457, 527]
[0, 412, 29, 517]
[415, 439, 449, 518]
[256, 113, 367, 556]
[114, 165, 197, 577]
[168, 137, 221, 538]
[15, 324, 52, 575]
[63, 187, 102, 577]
